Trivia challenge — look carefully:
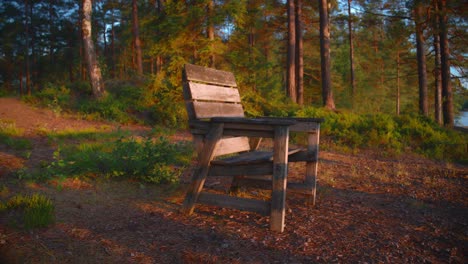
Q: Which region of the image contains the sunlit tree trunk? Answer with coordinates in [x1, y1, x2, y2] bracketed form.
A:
[82, 0, 105, 98]
[433, 0, 442, 125]
[132, 0, 143, 75]
[438, 0, 453, 127]
[415, 1, 428, 116]
[24, 0, 31, 95]
[396, 50, 401, 116]
[347, 0, 355, 101]
[207, 0, 215, 67]
[287, 0, 297, 102]
[295, 0, 304, 105]
[319, 0, 335, 110]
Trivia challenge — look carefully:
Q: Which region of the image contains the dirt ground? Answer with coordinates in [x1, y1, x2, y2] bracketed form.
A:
[0, 97, 467, 263]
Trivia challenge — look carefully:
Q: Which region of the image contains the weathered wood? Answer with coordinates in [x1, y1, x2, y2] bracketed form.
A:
[181, 64, 323, 233]
[288, 149, 318, 162]
[270, 126, 289, 232]
[197, 192, 270, 216]
[182, 123, 223, 214]
[188, 82, 241, 102]
[184, 64, 237, 87]
[192, 101, 244, 119]
[232, 177, 314, 194]
[213, 148, 301, 166]
[305, 127, 320, 206]
[209, 163, 273, 177]
[249, 137, 263, 150]
[212, 137, 250, 157]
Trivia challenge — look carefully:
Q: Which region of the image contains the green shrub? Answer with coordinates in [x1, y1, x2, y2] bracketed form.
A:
[3, 193, 55, 229]
[148, 76, 187, 128]
[77, 95, 133, 123]
[46, 136, 193, 184]
[297, 107, 467, 163]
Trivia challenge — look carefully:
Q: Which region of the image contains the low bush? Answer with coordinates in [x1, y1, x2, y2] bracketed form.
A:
[46, 136, 193, 184]
[297, 107, 467, 163]
[1, 193, 55, 229]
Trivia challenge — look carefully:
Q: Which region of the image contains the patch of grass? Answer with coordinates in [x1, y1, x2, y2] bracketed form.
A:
[1, 193, 54, 229]
[45, 136, 193, 184]
[46, 127, 128, 141]
[0, 120, 32, 150]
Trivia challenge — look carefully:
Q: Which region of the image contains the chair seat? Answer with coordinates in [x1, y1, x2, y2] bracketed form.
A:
[212, 148, 303, 166]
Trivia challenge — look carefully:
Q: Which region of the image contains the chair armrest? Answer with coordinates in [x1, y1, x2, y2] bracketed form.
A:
[256, 117, 323, 132]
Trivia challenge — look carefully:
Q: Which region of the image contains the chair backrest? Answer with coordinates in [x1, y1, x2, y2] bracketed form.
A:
[183, 64, 251, 156]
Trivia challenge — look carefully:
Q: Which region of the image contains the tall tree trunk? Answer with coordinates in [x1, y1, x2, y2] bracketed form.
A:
[132, 0, 143, 75]
[396, 50, 401, 116]
[110, 2, 116, 79]
[207, 0, 215, 67]
[433, 0, 442, 125]
[287, 0, 297, 102]
[319, 0, 335, 110]
[415, 1, 429, 116]
[347, 0, 355, 100]
[438, 0, 453, 127]
[295, 0, 304, 105]
[24, 0, 31, 95]
[82, 0, 105, 98]
[79, 2, 86, 81]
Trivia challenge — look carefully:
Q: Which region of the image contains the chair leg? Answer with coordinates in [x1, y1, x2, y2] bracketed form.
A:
[305, 130, 320, 206]
[181, 124, 224, 215]
[270, 126, 289, 232]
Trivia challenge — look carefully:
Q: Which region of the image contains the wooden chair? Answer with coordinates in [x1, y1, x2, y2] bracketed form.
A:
[181, 64, 323, 232]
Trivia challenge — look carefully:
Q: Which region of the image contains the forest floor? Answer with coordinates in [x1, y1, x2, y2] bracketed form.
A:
[0, 97, 467, 263]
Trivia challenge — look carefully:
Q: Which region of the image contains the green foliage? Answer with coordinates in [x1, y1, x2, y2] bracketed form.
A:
[148, 74, 187, 128]
[0, 119, 31, 150]
[77, 94, 133, 123]
[297, 107, 468, 163]
[2, 193, 55, 229]
[46, 136, 193, 184]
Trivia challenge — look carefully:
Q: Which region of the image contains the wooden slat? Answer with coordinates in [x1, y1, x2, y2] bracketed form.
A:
[193, 101, 244, 119]
[209, 163, 273, 177]
[184, 64, 237, 87]
[188, 82, 241, 103]
[213, 148, 302, 166]
[290, 122, 320, 132]
[197, 192, 270, 216]
[288, 149, 318, 162]
[232, 177, 314, 194]
[212, 137, 250, 157]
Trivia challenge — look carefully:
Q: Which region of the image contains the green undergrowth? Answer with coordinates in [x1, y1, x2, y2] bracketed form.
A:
[16, 80, 466, 164]
[45, 136, 193, 184]
[297, 107, 468, 164]
[0, 191, 55, 230]
[0, 119, 32, 151]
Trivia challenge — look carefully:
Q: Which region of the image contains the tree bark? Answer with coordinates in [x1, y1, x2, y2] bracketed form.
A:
[24, 0, 31, 95]
[415, 1, 429, 116]
[132, 0, 143, 75]
[433, 0, 442, 125]
[82, 0, 105, 98]
[295, 0, 304, 105]
[396, 51, 400, 116]
[438, 0, 453, 127]
[287, 0, 297, 103]
[347, 0, 355, 100]
[207, 0, 215, 67]
[319, 0, 335, 110]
